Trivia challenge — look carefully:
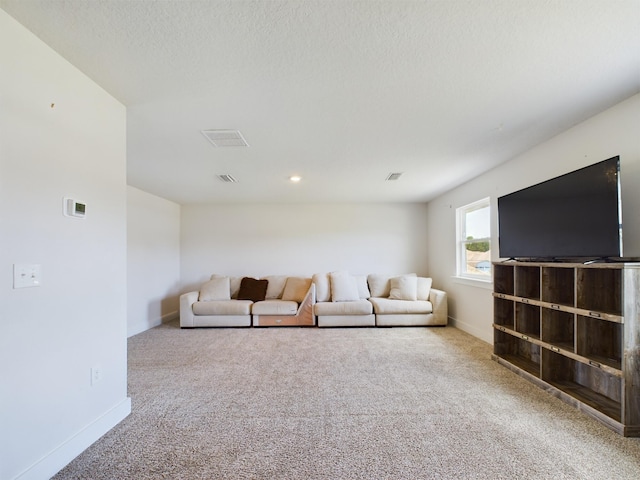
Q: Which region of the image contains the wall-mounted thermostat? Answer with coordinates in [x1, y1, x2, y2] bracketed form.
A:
[64, 197, 86, 218]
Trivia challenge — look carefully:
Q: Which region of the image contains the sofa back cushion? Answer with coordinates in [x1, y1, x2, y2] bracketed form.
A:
[264, 275, 288, 299]
[417, 277, 433, 301]
[330, 271, 360, 302]
[368, 273, 417, 298]
[199, 277, 231, 301]
[282, 277, 312, 303]
[353, 274, 371, 299]
[313, 273, 331, 302]
[211, 274, 242, 298]
[237, 277, 268, 302]
[368, 274, 392, 298]
[389, 275, 418, 301]
[229, 277, 243, 299]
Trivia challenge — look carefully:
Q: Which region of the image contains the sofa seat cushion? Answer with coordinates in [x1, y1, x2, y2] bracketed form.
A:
[314, 300, 373, 316]
[192, 300, 253, 316]
[252, 300, 298, 315]
[369, 297, 433, 314]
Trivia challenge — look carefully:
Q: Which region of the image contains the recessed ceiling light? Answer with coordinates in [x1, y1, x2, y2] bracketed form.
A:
[201, 130, 249, 147]
[289, 175, 302, 183]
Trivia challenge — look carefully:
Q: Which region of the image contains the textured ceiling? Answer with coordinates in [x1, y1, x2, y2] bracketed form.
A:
[2, 0, 639, 204]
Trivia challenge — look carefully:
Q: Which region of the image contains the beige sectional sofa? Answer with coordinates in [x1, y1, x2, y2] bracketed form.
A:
[368, 273, 447, 326]
[180, 272, 447, 328]
[180, 275, 251, 327]
[313, 272, 375, 327]
[313, 272, 447, 327]
[252, 276, 315, 326]
[180, 275, 315, 328]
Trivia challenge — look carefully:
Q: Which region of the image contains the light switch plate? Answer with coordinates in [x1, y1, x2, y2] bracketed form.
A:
[13, 264, 41, 288]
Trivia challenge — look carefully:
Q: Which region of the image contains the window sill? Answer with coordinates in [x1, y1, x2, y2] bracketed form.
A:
[452, 276, 494, 290]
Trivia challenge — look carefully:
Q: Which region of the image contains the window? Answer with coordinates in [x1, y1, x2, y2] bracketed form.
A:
[456, 198, 491, 280]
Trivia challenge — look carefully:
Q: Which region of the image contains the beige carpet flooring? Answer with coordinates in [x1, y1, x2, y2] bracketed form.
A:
[54, 321, 640, 479]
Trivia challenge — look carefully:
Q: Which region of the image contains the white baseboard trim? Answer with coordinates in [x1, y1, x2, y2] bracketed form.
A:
[128, 310, 178, 337]
[161, 310, 179, 323]
[15, 397, 131, 480]
[448, 316, 492, 345]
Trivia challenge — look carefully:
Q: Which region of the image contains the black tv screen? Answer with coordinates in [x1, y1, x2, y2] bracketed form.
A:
[498, 156, 622, 260]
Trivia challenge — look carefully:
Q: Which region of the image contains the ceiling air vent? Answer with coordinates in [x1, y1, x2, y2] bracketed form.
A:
[201, 129, 249, 147]
[386, 172, 403, 181]
[217, 174, 238, 183]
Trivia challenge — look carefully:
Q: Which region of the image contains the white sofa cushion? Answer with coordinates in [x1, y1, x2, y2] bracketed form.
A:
[313, 273, 331, 302]
[193, 299, 252, 315]
[282, 277, 311, 303]
[314, 300, 373, 316]
[367, 274, 390, 298]
[264, 275, 288, 299]
[417, 277, 433, 301]
[354, 274, 371, 299]
[211, 274, 242, 298]
[230, 276, 242, 299]
[314, 273, 368, 301]
[368, 273, 417, 298]
[330, 271, 359, 302]
[389, 275, 418, 301]
[369, 298, 432, 314]
[252, 300, 298, 315]
[199, 277, 231, 301]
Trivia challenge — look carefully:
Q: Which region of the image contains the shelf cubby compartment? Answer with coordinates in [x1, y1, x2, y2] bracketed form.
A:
[515, 303, 540, 340]
[494, 329, 540, 378]
[576, 268, 622, 316]
[515, 266, 540, 300]
[494, 297, 515, 328]
[493, 264, 515, 296]
[576, 315, 622, 371]
[542, 350, 621, 422]
[541, 308, 575, 353]
[541, 267, 575, 307]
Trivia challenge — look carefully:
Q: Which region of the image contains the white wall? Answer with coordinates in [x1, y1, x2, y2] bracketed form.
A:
[181, 203, 429, 292]
[426, 94, 640, 343]
[127, 186, 181, 337]
[0, 11, 130, 480]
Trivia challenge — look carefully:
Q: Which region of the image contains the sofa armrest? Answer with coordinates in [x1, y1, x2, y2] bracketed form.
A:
[180, 291, 199, 328]
[429, 288, 448, 325]
[296, 283, 316, 315]
[291, 283, 316, 325]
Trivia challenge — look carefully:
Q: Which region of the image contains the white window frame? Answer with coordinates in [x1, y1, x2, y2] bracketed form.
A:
[456, 197, 492, 282]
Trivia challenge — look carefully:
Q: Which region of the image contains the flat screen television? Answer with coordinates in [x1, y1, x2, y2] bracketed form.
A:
[497, 156, 622, 260]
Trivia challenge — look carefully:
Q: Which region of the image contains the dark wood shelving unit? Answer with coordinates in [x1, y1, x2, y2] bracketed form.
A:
[492, 261, 640, 436]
